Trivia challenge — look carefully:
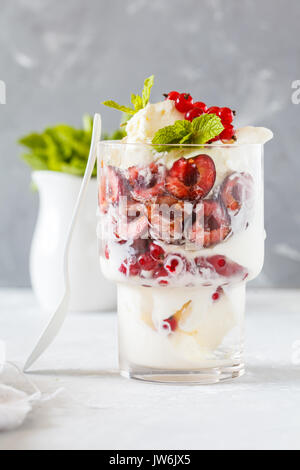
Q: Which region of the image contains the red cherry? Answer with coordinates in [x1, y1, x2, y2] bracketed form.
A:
[217, 258, 226, 268]
[193, 101, 208, 113]
[221, 172, 253, 213]
[127, 166, 139, 186]
[164, 316, 177, 332]
[138, 253, 156, 271]
[190, 155, 216, 199]
[175, 93, 193, 113]
[220, 125, 235, 142]
[168, 158, 190, 180]
[187, 200, 231, 248]
[165, 158, 192, 199]
[185, 107, 205, 122]
[166, 155, 216, 201]
[220, 107, 234, 125]
[207, 106, 221, 117]
[131, 163, 166, 203]
[165, 91, 180, 101]
[103, 166, 128, 205]
[150, 243, 165, 260]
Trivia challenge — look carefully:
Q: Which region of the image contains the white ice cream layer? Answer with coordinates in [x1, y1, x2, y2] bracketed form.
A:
[118, 284, 245, 369]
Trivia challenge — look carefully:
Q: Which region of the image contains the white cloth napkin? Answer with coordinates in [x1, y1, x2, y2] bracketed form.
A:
[0, 341, 63, 432]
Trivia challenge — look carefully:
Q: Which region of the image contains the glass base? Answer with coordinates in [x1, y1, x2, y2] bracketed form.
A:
[120, 363, 245, 385]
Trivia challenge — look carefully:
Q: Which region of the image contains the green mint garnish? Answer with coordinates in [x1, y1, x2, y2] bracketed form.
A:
[192, 114, 224, 143]
[152, 113, 224, 152]
[142, 75, 154, 108]
[18, 115, 123, 177]
[101, 101, 136, 115]
[102, 75, 154, 117]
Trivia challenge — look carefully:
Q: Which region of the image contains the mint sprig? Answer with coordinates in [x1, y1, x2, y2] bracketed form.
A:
[142, 75, 154, 107]
[152, 114, 224, 152]
[102, 75, 154, 117]
[101, 101, 136, 115]
[18, 115, 124, 178]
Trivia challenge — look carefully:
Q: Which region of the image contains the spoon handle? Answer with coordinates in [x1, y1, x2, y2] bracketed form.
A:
[24, 114, 102, 371]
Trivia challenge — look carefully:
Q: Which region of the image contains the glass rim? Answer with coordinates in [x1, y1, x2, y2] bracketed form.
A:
[98, 139, 264, 148]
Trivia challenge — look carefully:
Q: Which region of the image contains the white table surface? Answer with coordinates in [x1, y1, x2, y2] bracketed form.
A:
[0, 288, 299, 450]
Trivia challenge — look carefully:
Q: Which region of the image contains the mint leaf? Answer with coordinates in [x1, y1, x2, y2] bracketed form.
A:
[192, 114, 224, 144]
[173, 120, 192, 136]
[152, 114, 224, 152]
[152, 120, 192, 152]
[18, 115, 98, 177]
[131, 94, 143, 112]
[18, 133, 47, 150]
[180, 132, 194, 144]
[102, 75, 155, 117]
[102, 100, 135, 115]
[142, 75, 154, 107]
[21, 153, 49, 171]
[19, 113, 126, 178]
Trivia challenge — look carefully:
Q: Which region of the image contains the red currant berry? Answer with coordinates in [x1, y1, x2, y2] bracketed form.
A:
[159, 280, 169, 286]
[220, 107, 234, 125]
[165, 91, 180, 101]
[220, 125, 235, 142]
[119, 263, 128, 275]
[164, 316, 177, 332]
[175, 93, 193, 113]
[207, 106, 221, 116]
[166, 259, 179, 273]
[217, 258, 226, 268]
[212, 286, 224, 302]
[193, 101, 208, 113]
[185, 107, 205, 121]
[209, 136, 220, 143]
[138, 253, 156, 271]
[150, 243, 164, 260]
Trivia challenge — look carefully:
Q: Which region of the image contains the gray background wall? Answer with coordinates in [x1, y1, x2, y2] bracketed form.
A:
[0, 0, 299, 288]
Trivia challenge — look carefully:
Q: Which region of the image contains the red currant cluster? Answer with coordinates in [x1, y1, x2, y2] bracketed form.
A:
[165, 91, 236, 143]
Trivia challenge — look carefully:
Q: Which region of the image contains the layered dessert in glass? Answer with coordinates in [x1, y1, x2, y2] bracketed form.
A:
[97, 78, 273, 383]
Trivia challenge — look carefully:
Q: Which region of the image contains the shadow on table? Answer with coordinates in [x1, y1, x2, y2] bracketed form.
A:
[26, 368, 121, 378]
[26, 364, 300, 386]
[240, 364, 300, 386]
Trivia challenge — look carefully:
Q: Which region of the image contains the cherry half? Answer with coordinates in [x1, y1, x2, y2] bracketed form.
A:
[166, 155, 216, 201]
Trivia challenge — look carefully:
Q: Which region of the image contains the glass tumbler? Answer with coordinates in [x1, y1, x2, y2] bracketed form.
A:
[97, 141, 264, 384]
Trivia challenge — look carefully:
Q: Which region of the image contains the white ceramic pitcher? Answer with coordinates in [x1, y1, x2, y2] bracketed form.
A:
[30, 171, 116, 313]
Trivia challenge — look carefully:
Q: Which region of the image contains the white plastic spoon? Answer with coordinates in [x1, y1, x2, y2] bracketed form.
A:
[24, 114, 102, 372]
